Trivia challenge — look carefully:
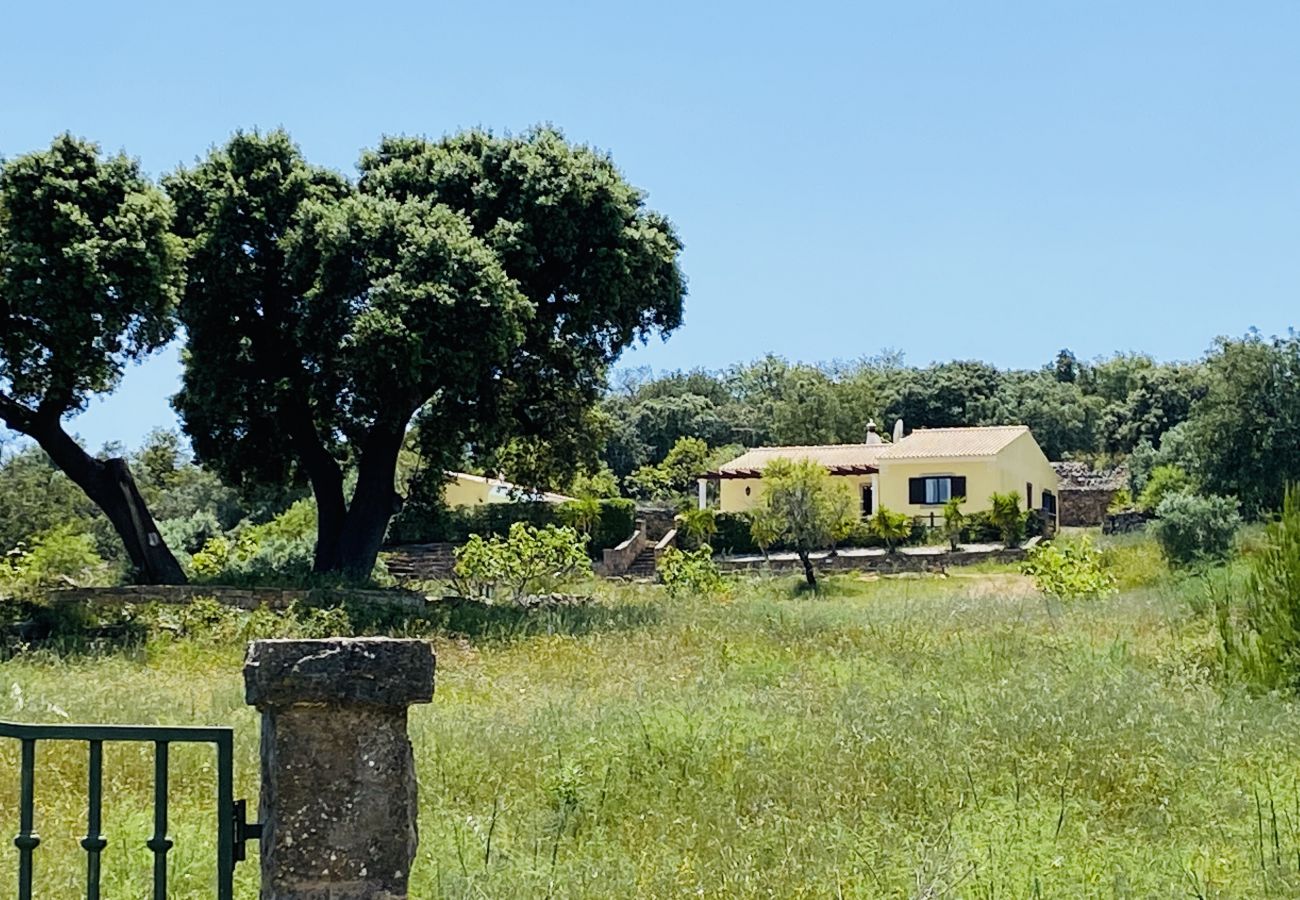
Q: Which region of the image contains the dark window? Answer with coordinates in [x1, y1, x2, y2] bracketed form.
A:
[1026, 482, 1033, 509]
[909, 476, 961, 505]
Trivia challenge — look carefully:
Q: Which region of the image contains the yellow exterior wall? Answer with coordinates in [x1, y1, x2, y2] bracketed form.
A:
[443, 474, 493, 507]
[991, 430, 1059, 511]
[876, 431, 1059, 517]
[876, 459, 1000, 516]
[719, 473, 876, 515]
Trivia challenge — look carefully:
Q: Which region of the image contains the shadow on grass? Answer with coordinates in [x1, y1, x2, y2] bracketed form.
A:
[0, 600, 150, 661]
[413, 596, 662, 642]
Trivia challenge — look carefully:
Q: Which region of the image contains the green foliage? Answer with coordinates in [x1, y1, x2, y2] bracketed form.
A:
[1108, 487, 1134, 513]
[0, 525, 112, 598]
[676, 507, 717, 550]
[1097, 534, 1169, 591]
[187, 500, 348, 587]
[758, 458, 858, 585]
[168, 128, 684, 576]
[988, 491, 1026, 548]
[390, 495, 635, 557]
[1185, 334, 1300, 517]
[656, 545, 726, 599]
[566, 466, 622, 500]
[1022, 536, 1117, 601]
[1150, 492, 1241, 566]
[0, 135, 182, 411]
[452, 523, 591, 604]
[1137, 465, 1192, 513]
[941, 496, 966, 550]
[557, 496, 602, 537]
[625, 436, 716, 503]
[868, 506, 912, 553]
[1213, 485, 1300, 692]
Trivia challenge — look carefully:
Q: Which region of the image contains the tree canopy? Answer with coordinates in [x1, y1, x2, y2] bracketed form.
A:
[167, 128, 685, 576]
[0, 135, 188, 582]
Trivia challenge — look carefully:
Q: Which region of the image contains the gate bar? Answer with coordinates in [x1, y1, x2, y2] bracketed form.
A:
[82, 740, 107, 900]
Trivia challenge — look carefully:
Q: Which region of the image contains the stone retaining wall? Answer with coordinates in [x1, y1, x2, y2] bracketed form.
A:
[717, 545, 1031, 576]
[46, 584, 428, 610]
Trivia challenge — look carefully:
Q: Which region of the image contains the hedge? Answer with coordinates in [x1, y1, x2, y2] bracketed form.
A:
[387, 498, 636, 556]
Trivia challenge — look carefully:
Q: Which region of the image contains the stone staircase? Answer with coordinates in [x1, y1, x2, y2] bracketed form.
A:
[626, 547, 659, 579]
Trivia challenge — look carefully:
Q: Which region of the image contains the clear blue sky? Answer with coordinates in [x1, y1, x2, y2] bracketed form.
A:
[3, 0, 1297, 450]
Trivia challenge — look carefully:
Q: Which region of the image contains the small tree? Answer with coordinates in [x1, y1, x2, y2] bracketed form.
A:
[757, 458, 855, 588]
[869, 506, 912, 553]
[677, 507, 717, 550]
[988, 491, 1026, 549]
[452, 523, 591, 604]
[941, 496, 966, 551]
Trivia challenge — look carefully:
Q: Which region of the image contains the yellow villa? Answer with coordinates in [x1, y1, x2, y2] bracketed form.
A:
[700, 424, 1058, 524]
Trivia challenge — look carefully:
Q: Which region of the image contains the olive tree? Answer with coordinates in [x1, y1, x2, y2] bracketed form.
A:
[0, 136, 187, 583]
[167, 129, 684, 578]
[758, 458, 857, 588]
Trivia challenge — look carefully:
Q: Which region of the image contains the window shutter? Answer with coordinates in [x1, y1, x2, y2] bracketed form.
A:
[951, 476, 967, 500]
[909, 478, 926, 504]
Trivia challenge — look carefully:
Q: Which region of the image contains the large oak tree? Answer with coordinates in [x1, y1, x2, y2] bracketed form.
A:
[167, 129, 685, 577]
[0, 136, 188, 583]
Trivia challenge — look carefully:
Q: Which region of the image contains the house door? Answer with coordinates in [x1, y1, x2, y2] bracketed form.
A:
[861, 485, 873, 519]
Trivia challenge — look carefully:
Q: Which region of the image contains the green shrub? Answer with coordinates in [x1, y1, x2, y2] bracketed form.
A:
[1022, 536, 1117, 601]
[868, 506, 912, 553]
[1107, 487, 1134, 513]
[677, 507, 718, 550]
[989, 491, 1027, 548]
[1212, 485, 1300, 692]
[1150, 492, 1241, 566]
[391, 497, 634, 557]
[716, 512, 759, 554]
[656, 545, 726, 598]
[1138, 465, 1193, 513]
[959, 510, 1003, 543]
[0, 525, 111, 599]
[452, 523, 591, 604]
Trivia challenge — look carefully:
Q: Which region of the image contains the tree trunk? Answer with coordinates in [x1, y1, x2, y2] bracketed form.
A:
[278, 399, 347, 574]
[23, 415, 187, 585]
[335, 427, 406, 580]
[798, 549, 817, 589]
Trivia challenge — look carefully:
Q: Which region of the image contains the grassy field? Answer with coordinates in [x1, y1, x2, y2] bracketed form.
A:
[4, 558, 1300, 897]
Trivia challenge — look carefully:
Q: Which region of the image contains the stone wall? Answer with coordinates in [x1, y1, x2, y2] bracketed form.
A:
[47, 584, 428, 610]
[1058, 487, 1119, 527]
[717, 544, 1032, 576]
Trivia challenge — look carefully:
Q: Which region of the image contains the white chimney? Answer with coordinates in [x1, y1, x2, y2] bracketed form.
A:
[892, 419, 905, 443]
[865, 420, 882, 444]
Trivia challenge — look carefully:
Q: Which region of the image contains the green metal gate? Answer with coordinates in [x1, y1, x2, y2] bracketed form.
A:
[0, 719, 260, 899]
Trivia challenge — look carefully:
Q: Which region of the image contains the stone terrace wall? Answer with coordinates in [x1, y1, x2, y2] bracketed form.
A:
[717, 545, 1031, 576]
[47, 585, 427, 610]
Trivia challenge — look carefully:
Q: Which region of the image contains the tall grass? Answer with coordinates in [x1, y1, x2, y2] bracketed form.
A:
[3, 572, 1300, 896]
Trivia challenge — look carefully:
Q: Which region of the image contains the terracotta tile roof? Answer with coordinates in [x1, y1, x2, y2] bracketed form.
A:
[711, 443, 888, 477]
[876, 426, 1029, 460]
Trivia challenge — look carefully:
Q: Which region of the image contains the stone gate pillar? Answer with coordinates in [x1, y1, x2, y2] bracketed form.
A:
[244, 638, 435, 900]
